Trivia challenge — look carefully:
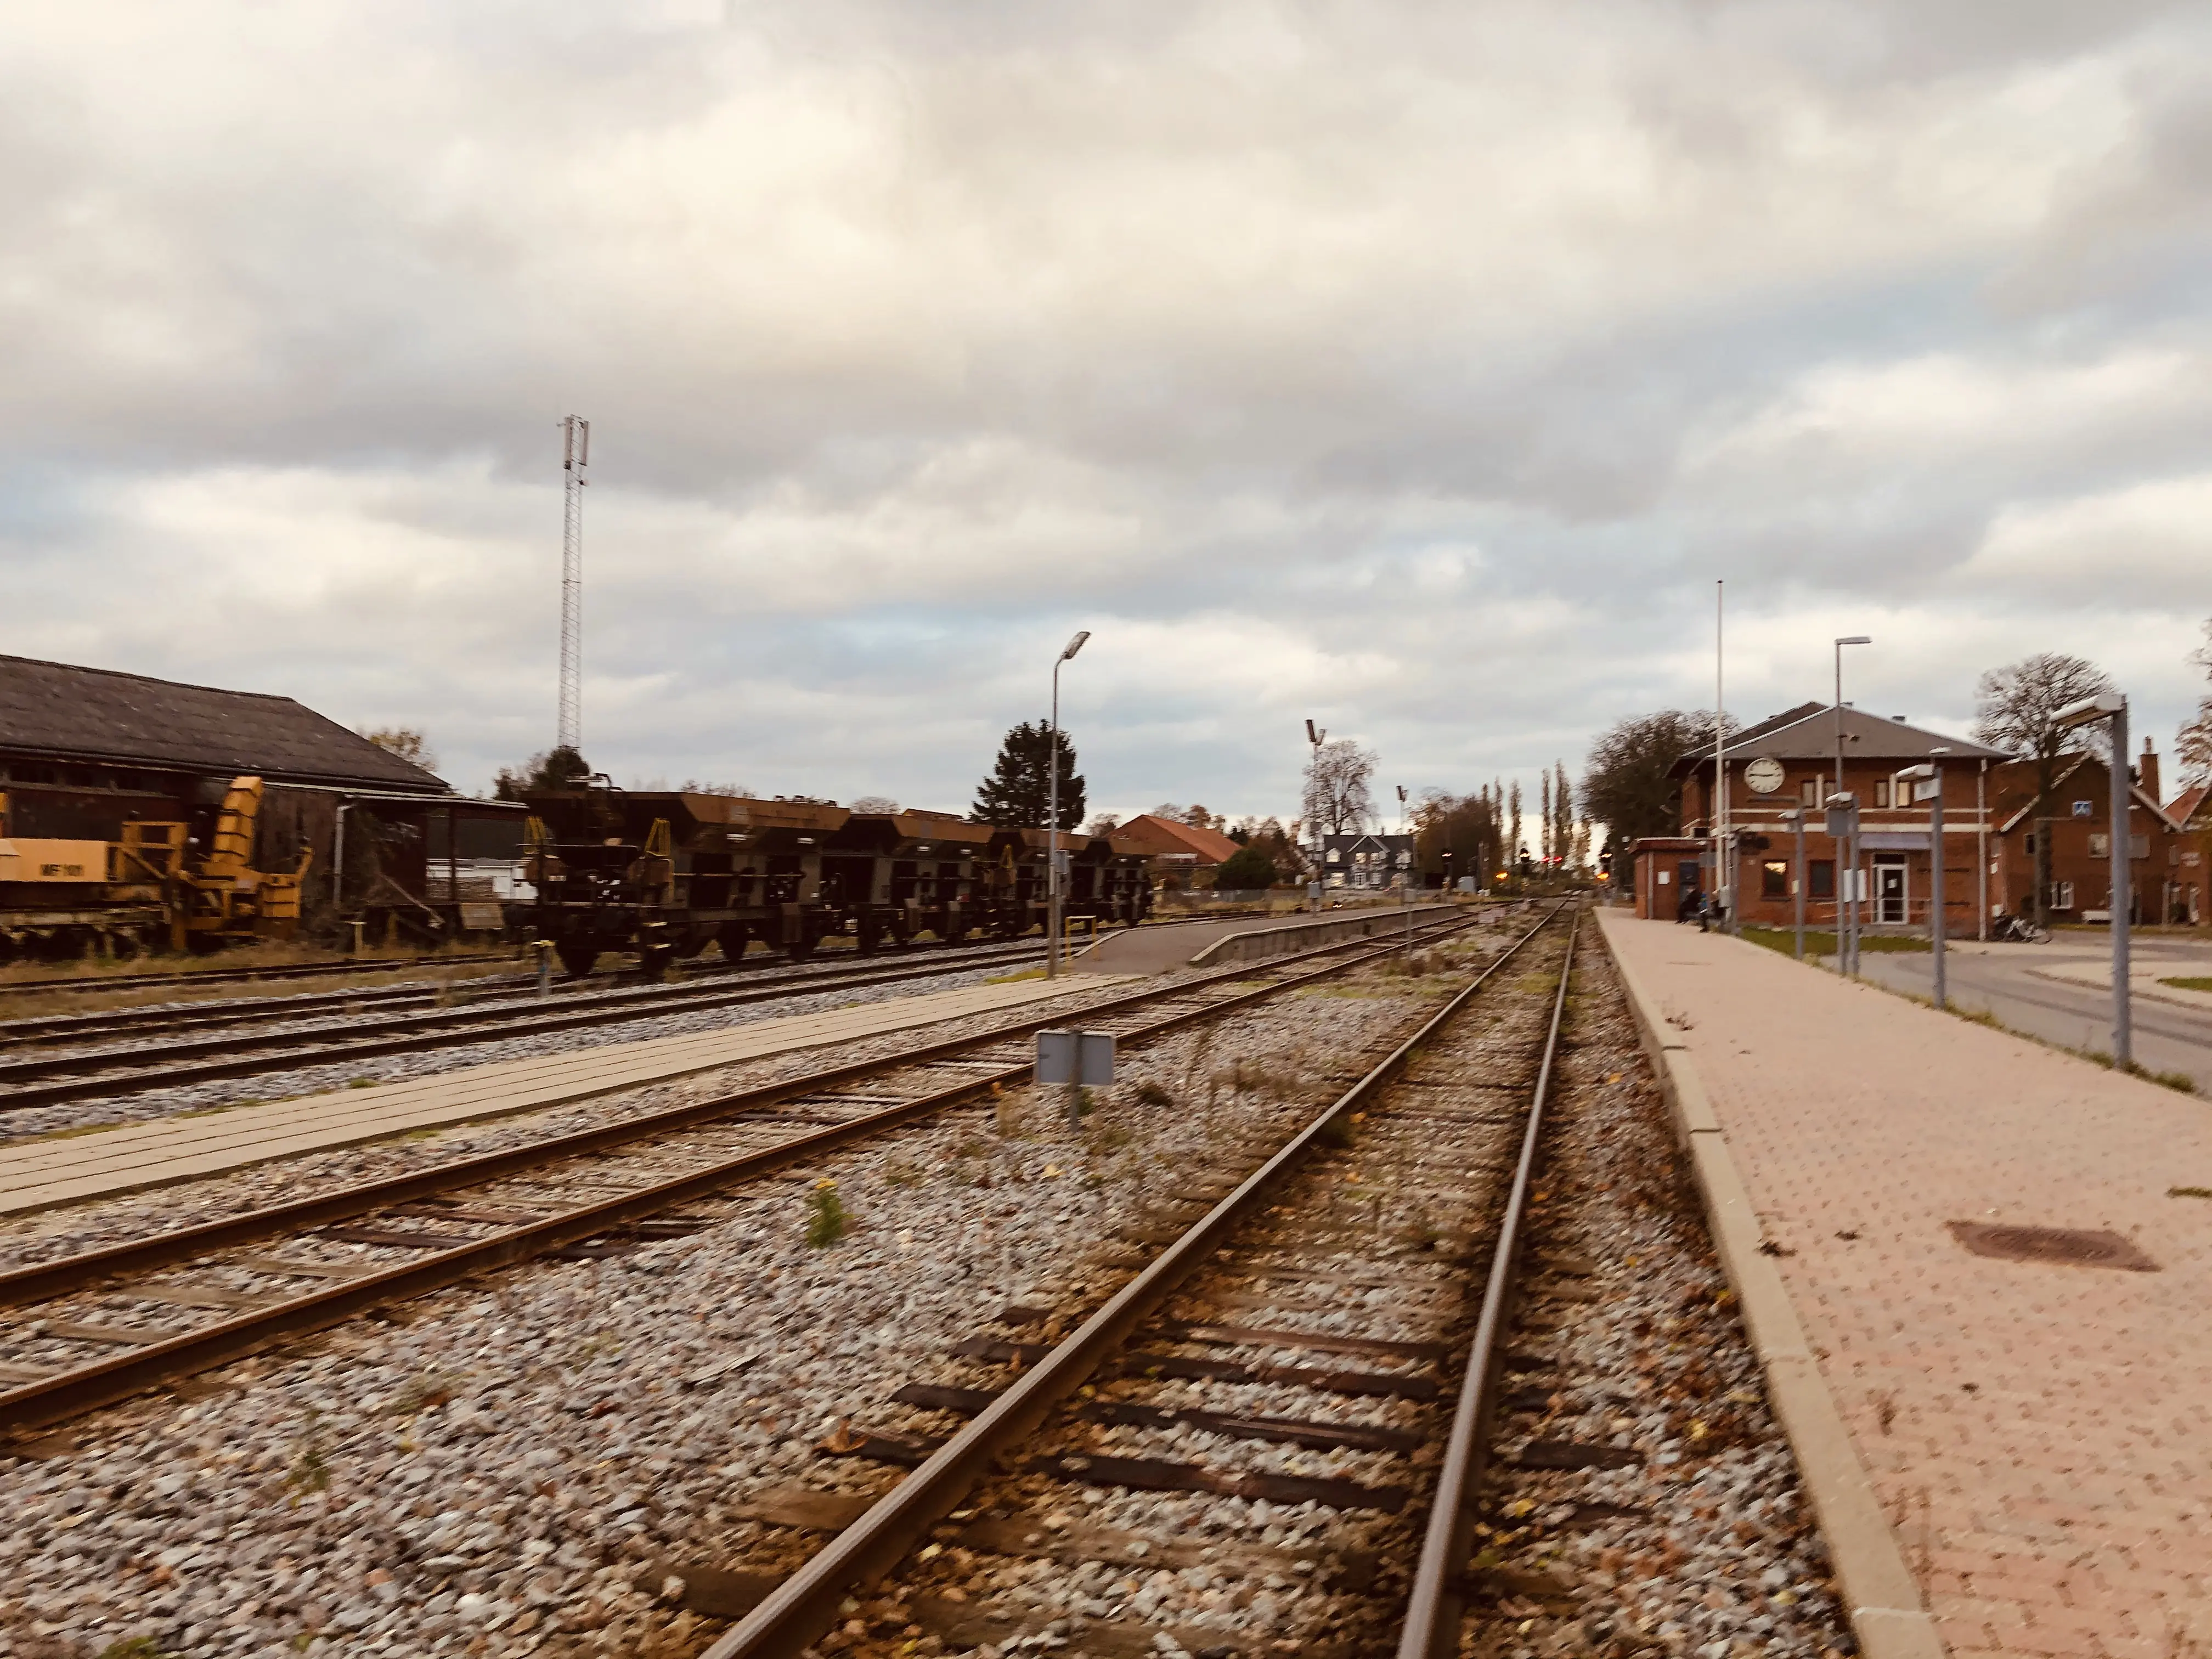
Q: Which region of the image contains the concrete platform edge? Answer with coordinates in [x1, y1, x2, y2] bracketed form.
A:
[0, 974, 1134, 1222]
[1594, 910, 1945, 1659]
[1186, 904, 1459, 968]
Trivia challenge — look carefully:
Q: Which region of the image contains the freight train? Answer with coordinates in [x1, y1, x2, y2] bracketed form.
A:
[517, 782, 1152, 975]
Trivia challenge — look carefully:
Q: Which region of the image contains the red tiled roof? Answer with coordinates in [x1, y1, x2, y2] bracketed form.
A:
[1110, 814, 1244, 864]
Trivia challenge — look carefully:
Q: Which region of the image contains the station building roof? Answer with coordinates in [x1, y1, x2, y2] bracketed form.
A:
[1672, 702, 2009, 776]
[0, 654, 450, 794]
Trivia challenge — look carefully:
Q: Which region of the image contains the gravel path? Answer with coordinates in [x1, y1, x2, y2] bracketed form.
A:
[0, 939, 1505, 1658]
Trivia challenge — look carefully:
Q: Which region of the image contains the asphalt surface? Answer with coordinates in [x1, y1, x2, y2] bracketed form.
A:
[1836, 935, 2212, 1089]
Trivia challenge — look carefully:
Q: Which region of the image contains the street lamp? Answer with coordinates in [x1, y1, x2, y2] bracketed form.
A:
[1045, 629, 1090, 979]
[1305, 719, 1327, 912]
[1833, 636, 1873, 974]
[1897, 748, 1948, 1009]
[2055, 690, 2131, 1066]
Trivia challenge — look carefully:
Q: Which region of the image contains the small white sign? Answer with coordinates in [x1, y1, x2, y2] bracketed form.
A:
[1036, 1030, 1115, 1087]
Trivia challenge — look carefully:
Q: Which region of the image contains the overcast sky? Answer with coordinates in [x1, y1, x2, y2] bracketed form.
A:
[5, 2, 2210, 822]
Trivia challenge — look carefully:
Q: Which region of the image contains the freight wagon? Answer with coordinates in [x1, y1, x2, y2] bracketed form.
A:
[517, 782, 1151, 975]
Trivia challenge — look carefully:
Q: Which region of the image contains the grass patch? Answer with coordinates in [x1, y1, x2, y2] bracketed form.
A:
[805, 1178, 848, 1248]
[97, 1639, 174, 1659]
[2170, 1186, 2212, 1200]
[1942, 1001, 2196, 1092]
[984, 967, 1046, 985]
[1743, 927, 1930, 956]
[2159, 977, 2212, 994]
[1130, 1079, 1175, 1109]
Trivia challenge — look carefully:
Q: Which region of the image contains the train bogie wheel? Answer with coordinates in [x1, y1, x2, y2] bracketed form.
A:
[556, 944, 599, 977]
[718, 923, 752, 963]
[857, 918, 883, 955]
[641, 944, 675, 980]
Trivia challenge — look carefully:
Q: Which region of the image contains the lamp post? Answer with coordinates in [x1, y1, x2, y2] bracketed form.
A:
[1789, 806, 1806, 961]
[1045, 629, 1090, 979]
[1898, 749, 1948, 1009]
[2056, 691, 2131, 1066]
[1834, 635, 1872, 973]
[1305, 719, 1327, 912]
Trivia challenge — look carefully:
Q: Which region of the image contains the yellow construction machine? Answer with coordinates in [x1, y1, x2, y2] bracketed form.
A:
[0, 776, 309, 958]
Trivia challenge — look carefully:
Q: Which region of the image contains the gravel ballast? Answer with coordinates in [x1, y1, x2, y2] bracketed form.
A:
[0, 935, 1511, 1658]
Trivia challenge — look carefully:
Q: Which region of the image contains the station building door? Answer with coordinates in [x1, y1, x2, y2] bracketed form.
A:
[1874, 854, 1908, 926]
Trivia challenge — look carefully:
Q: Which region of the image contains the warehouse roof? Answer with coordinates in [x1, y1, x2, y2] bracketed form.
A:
[0, 654, 449, 793]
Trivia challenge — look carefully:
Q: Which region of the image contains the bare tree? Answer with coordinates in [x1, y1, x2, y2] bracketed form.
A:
[2177, 620, 2212, 789]
[1554, 761, 1575, 868]
[1974, 652, 2114, 924]
[1508, 779, 1523, 874]
[1086, 812, 1124, 835]
[361, 727, 438, 772]
[1539, 771, 1553, 865]
[848, 795, 901, 815]
[1302, 740, 1377, 837]
[1581, 709, 1734, 853]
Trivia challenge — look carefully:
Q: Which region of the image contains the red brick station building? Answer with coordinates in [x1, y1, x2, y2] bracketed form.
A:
[1628, 702, 2207, 934]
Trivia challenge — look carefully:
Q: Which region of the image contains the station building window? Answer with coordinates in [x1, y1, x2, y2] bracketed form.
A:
[1809, 860, 1835, 899]
[1762, 860, 1788, 898]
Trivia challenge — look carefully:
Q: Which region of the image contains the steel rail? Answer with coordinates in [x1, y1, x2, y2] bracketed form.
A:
[0, 938, 1046, 1052]
[0, 913, 1484, 1435]
[1393, 911, 1578, 1659]
[0, 942, 1059, 1111]
[697, 904, 1566, 1659]
[0, 952, 523, 999]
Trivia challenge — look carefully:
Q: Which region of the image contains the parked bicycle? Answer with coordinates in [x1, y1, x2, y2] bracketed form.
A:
[1991, 912, 2050, 944]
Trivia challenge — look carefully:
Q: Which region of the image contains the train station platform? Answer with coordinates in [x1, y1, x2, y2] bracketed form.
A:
[1598, 909, 2211, 1659]
[0, 972, 1131, 1220]
[1075, 903, 1456, 974]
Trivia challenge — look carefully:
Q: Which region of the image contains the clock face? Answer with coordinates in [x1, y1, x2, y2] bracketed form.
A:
[1745, 757, 1786, 794]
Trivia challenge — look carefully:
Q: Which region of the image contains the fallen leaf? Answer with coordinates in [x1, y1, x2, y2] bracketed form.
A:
[818, 1418, 863, 1454]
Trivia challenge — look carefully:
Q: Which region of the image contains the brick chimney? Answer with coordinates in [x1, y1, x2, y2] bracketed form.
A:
[2137, 735, 2161, 804]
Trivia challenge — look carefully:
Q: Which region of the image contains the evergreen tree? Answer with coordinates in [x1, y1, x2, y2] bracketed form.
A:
[972, 721, 1086, 828]
[493, 744, 590, 802]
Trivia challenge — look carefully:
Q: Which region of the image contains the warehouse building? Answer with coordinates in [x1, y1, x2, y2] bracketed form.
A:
[0, 654, 521, 946]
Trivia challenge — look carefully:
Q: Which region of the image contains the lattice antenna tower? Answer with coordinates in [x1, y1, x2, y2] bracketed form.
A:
[558, 415, 589, 753]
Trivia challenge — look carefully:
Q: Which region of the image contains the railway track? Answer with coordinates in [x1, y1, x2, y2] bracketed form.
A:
[0, 942, 1044, 1057]
[0, 938, 1061, 1112]
[0, 951, 523, 1001]
[0, 910, 1485, 1441]
[681, 907, 1577, 1659]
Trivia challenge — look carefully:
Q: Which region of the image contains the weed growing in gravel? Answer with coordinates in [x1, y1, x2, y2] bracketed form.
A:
[1315, 1112, 1357, 1150]
[285, 1438, 331, 1497]
[2170, 1186, 2212, 1200]
[95, 1639, 172, 1659]
[881, 1156, 921, 1187]
[806, 1178, 848, 1248]
[1397, 1205, 1444, 1251]
[347, 1076, 377, 1089]
[381, 1370, 456, 1415]
[1131, 1079, 1175, 1108]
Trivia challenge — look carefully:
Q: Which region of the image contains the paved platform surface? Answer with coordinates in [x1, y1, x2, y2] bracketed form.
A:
[1601, 911, 2211, 1659]
[0, 973, 1129, 1218]
[1073, 912, 1314, 973]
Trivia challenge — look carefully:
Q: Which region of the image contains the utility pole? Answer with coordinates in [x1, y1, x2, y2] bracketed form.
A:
[558, 415, 590, 754]
[1306, 719, 1326, 912]
[1715, 580, 1729, 930]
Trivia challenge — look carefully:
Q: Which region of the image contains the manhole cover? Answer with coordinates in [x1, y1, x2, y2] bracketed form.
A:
[1947, 1221, 2159, 1272]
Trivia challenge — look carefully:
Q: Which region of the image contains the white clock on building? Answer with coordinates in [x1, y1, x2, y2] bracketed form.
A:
[1744, 756, 1786, 794]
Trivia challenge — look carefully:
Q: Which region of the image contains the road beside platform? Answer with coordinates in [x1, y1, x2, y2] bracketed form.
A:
[1598, 909, 2212, 1659]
